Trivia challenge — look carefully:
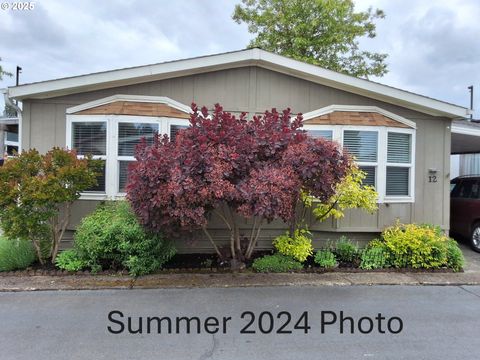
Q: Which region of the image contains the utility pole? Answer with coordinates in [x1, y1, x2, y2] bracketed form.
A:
[468, 85, 474, 120]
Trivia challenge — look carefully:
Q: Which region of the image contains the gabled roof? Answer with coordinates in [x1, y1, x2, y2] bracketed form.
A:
[7, 48, 469, 118]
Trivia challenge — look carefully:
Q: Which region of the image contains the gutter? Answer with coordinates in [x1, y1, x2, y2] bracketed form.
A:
[2, 88, 22, 114]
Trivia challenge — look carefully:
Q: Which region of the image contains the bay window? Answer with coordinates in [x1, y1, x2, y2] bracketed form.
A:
[67, 115, 189, 199]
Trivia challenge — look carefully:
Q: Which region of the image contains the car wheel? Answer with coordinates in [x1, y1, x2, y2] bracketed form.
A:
[470, 223, 480, 253]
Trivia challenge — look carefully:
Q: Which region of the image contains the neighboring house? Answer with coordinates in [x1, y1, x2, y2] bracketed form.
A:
[3, 48, 470, 252]
[0, 115, 19, 160]
[451, 119, 480, 178]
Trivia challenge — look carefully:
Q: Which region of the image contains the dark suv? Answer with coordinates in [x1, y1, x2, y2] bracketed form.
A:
[451, 176, 480, 252]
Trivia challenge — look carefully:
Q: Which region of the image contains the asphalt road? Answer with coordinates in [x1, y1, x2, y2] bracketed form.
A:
[0, 286, 479, 360]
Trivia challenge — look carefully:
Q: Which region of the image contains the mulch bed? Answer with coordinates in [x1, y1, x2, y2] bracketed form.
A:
[0, 251, 458, 277]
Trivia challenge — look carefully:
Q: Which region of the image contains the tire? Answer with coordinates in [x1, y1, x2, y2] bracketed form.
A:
[470, 223, 480, 253]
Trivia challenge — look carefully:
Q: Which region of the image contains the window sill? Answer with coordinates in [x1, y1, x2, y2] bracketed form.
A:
[79, 193, 127, 201]
[383, 197, 414, 204]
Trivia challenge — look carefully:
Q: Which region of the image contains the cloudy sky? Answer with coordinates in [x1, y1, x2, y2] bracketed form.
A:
[0, 0, 478, 116]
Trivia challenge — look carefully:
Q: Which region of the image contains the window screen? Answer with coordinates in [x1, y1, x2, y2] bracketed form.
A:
[343, 130, 378, 162]
[118, 123, 158, 156]
[118, 160, 132, 193]
[85, 160, 106, 192]
[386, 167, 409, 196]
[6, 131, 18, 142]
[306, 129, 333, 141]
[359, 166, 376, 187]
[170, 125, 189, 142]
[388, 133, 411, 163]
[72, 122, 107, 156]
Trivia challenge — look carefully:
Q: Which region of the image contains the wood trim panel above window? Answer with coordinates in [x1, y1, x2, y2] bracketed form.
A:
[73, 101, 190, 119]
[303, 111, 410, 128]
[302, 105, 417, 129]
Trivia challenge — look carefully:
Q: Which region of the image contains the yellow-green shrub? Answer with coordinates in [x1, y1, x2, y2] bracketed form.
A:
[381, 223, 449, 269]
[273, 228, 313, 262]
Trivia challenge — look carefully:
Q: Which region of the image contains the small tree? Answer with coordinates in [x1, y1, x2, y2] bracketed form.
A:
[233, 0, 387, 78]
[0, 148, 101, 263]
[304, 163, 378, 222]
[127, 104, 350, 266]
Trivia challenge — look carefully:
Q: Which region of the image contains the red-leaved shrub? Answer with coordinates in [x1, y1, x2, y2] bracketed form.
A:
[127, 104, 350, 263]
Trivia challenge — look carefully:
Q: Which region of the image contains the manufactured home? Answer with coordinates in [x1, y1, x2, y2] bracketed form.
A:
[3, 49, 471, 251]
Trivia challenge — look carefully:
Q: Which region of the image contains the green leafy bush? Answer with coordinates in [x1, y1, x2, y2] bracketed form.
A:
[381, 222, 449, 269]
[334, 236, 359, 263]
[55, 249, 87, 272]
[273, 228, 313, 262]
[446, 239, 464, 272]
[252, 253, 303, 273]
[0, 237, 36, 271]
[314, 250, 337, 268]
[66, 201, 176, 276]
[360, 242, 391, 269]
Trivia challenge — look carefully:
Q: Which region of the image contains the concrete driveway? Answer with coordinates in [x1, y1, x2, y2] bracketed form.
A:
[459, 242, 480, 273]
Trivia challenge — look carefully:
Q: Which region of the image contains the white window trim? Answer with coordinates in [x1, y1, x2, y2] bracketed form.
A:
[66, 114, 190, 200]
[305, 124, 416, 203]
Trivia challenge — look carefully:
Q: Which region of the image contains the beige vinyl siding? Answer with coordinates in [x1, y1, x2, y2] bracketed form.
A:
[21, 66, 452, 252]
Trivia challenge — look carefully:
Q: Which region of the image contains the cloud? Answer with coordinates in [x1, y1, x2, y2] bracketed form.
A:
[357, 0, 480, 114]
[0, 0, 478, 117]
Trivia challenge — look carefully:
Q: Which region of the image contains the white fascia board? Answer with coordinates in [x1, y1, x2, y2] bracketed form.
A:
[8, 48, 468, 118]
[66, 94, 192, 114]
[8, 49, 259, 100]
[256, 51, 469, 118]
[451, 123, 480, 137]
[302, 104, 417, 129]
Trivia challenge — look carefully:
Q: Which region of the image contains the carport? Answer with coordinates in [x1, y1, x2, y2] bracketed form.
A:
[452, 120, 480, 155]
[451, 119, 480, 178]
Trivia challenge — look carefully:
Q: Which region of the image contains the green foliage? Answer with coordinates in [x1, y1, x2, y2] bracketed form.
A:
[55, 249, 87, 272]
[446, 239, 465, 272]
[71, 201, 176, 276]
[0, 56, 12, 80]
[0, 148, 101, 264]
[311, 164, 378, 222]
[360, 241, 391, 269]
[334, 236, 358, 263]
[0, 237, 36, 271]
[314, 250, 337, 268]
[381, 222, 450, 269]
[233, 0, 388, 78]
[272, 228, 313, 262]
[252, 253, 303, 272]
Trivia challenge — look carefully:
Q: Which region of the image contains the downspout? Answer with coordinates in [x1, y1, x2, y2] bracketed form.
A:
[2, 88, 22, 153]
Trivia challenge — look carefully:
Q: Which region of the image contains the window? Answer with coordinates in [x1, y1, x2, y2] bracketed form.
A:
[4, 130, 19, 156]
[117, 122, 159, 192]
[67, 115, 189, 198]
[386, 132, 412, 196]
[303, 124, 415, 203]
[170, 124, 189, 142]
[71, 121, 107, 192]
[343, 130, 378, 187]
[303, 125, 333, 141]
[452, 180, 479, 199]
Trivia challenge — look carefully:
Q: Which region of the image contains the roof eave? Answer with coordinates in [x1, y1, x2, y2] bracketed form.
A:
[7, 48, 469, 119]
